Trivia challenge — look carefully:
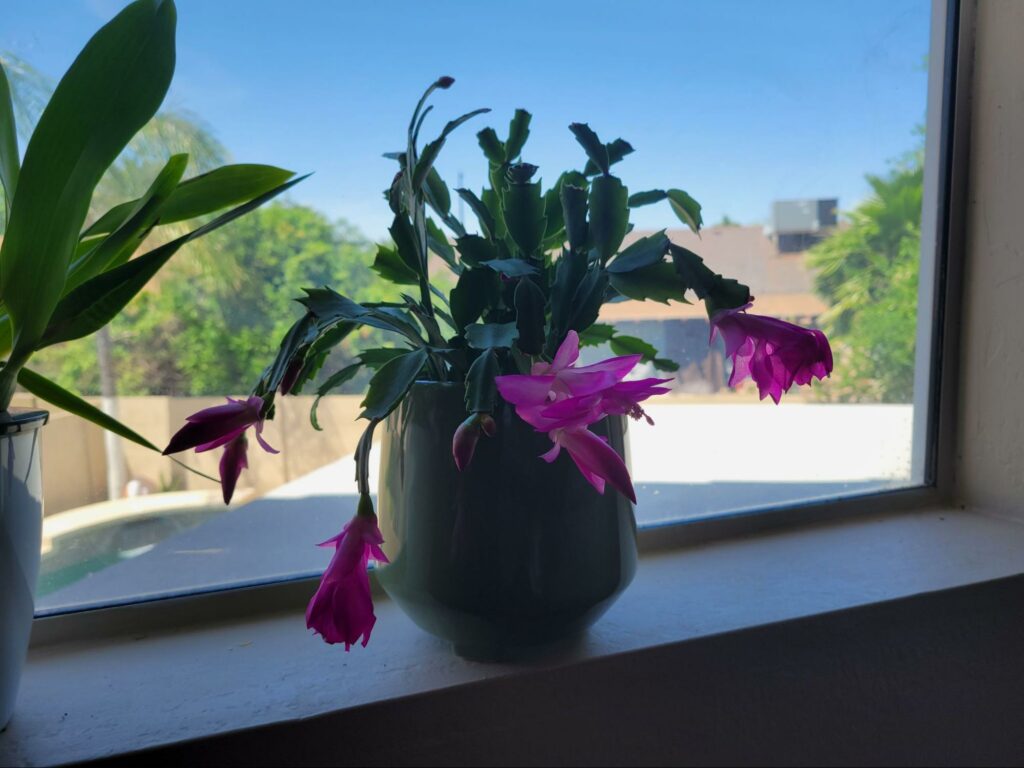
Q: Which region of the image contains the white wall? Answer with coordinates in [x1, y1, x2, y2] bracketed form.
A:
[956, 0, 1024, 515]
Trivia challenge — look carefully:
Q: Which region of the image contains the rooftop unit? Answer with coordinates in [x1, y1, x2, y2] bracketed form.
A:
[768, 198, 838, 253]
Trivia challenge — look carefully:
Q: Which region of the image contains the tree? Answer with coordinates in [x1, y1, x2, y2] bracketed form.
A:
[808, 149, 923, 402]
[32, 202, 396, 396]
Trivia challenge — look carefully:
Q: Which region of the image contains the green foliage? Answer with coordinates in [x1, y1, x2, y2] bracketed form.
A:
[32, 203, 394, 396]
[0, 0, 295, 459]
[808, 153, 923, 402]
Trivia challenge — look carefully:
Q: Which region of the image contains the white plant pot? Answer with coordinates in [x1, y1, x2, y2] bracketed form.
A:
[0, 409, 47, 730]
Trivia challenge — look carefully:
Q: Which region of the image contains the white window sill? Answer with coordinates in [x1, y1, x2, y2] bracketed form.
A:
[3, 505, 1024, 766]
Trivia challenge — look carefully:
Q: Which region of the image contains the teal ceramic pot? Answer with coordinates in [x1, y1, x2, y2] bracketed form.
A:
[375, 382, 636, 659]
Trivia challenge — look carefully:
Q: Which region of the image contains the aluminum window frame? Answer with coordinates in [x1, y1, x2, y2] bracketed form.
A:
[29, 0, 973, 644]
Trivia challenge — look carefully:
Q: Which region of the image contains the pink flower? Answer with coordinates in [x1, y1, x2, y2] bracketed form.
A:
[452, 413, 497, 471]
[306, 503, 390, 650]
[496, 330, 642, 432]
[495, 331, 669, 503]
[162, 395, 278, 504]
[711, 303, 833, 404]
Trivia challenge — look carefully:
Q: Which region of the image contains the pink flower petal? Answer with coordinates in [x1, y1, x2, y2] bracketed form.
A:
[555, 428, 636, 503]
[550, 330, 581, 371]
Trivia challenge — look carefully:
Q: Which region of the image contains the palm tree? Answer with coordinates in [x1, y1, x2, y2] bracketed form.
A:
[2, 52, 229, 499]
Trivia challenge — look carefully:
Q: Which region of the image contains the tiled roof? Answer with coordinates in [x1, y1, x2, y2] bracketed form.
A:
[599, 293, 828, 323]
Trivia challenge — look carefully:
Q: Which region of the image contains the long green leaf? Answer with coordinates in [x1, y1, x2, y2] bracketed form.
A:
[0, 0, 177, 362]
[17, 366, 158, 451]
[83, 164, 295, 238]
[65, 153, 188, 293]
[360, 349, 428, 420]
[39, 175, 306, 347]
[0, 63, 19, 219]
[411, 108, 490, 193]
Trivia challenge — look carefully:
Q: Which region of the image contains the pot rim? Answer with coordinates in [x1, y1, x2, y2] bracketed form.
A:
[0, 408, 49, 436]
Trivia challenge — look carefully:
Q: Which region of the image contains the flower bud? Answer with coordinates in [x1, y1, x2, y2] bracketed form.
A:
[452, 415, 481, 472]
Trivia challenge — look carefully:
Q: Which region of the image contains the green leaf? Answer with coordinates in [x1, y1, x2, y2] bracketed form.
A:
[465, 349, 499, 413]
[40, 174, 306, 347]
[481, 187, 508, 240]
[503, 179, 547, 256]
[667, 189, 703, 233]
[568, 266, 609, 332]
[360, 348, 428, 420]
[300, 287, 424, 348]
[609, 334, 659, 362]
[483, 258, 537, 278]
[549, 249, 588, 344]
[371, 244, 419, 285]
[476, 127, 505, 165]
[465, 321, 519, 350]
[609, 261, 689, 303]
[389, 214, 421, 275]
[583, 138, 634, 176]
[561, 184, 589, 253]
[628, 189, 667, 208]
[0, 63, 19, 219]
[589, 175, 629, 262]
[606, 230, 670, 274]
[569, 123, 608, 175]
[66, 153, 189, 293]
[669, 243, 750, 313]
[504, 109, 531, 162]
[450, 267, 499, 331]
[1, 0, 176, 363]
[426, 217, 459, 272]
[17, 366, 158, 451]
[455, 234, 500, 268]
[310, 362, 362, 431]
[412, 108, 490, 193]
[424, 167, 452, 216]
[456, 188, 496, 239]
[579, 323, 616, 347]
[514, 278, 546, 354]
[653, 358, 680, 373]
[360, 347, 408, 368]
[83, 164, 297, 237]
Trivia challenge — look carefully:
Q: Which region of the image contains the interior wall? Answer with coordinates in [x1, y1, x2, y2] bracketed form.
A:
[955, 0, 1024, 516]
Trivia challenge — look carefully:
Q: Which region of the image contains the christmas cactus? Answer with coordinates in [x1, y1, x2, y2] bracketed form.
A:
[164, 77, 833, 649]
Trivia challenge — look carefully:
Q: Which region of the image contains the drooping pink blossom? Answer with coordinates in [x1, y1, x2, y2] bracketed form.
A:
[710, 303, 833, 404]
[162, 395, 278, 504]
[494, 331, 668, 502]
[452, 412, 497, 470]
[306, 502, 390, 650]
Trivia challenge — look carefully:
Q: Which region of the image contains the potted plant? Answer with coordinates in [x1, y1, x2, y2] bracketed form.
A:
[165, 79, 833, 659]
[0, 0, 298, 727]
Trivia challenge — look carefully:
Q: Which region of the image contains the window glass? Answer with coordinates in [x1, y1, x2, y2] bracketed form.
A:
[1, 0, 934, 612]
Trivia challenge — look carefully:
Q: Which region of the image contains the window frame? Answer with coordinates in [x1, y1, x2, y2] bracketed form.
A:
[29, 0, 972, 644]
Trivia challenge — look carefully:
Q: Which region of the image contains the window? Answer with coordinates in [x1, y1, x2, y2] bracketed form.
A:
[2, 0, 949, 613]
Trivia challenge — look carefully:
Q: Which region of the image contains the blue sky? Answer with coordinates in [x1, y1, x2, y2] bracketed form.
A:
[5, 0, 930, 239]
